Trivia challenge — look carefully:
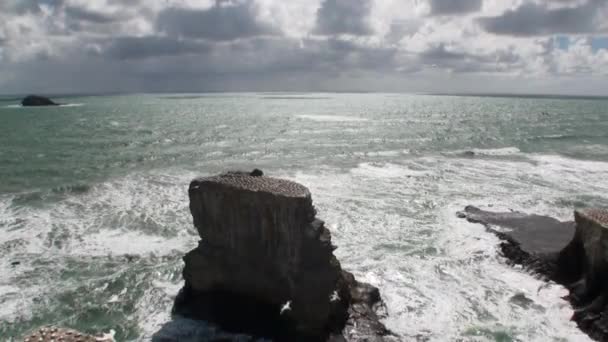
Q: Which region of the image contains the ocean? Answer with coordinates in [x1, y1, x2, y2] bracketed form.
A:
[1, 93, 607, 341]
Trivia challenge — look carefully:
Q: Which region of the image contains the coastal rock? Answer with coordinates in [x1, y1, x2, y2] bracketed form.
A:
[21, 95, 59, 106]
[22, 326, 115, 341]
[458, 206, 608, 341]
[174, 171, 391, 341]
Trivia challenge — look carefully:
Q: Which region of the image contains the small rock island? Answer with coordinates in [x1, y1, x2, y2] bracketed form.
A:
[459, 206, 608, 341]
[21, 95, 60, 106]
[173, 170, 391, 341]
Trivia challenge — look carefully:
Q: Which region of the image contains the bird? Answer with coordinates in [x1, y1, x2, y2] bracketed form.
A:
[330, 290, 341, 303]
[96, 329, 116, 342]
[280, 300, 292, 315]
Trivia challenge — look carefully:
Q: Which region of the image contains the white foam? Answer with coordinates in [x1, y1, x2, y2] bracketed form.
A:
[350, 162, 432, 179]
[448, 147, 522, 157]
[0, 170, 199, 258]
[353, 150, 408, 157]
[292, 159, 592, 341]
[470, 147, 522, 156]
[3, 103, 84, 108]
[1, 153, 603, 341]
[296, 114, 369, 122]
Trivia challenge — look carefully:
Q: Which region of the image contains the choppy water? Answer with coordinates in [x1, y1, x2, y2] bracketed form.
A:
[1, 93, 607, 341]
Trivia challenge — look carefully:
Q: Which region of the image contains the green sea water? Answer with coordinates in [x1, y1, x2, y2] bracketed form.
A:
[1, 93, 607, 341]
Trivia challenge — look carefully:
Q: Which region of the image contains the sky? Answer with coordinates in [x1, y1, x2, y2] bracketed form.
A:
[0, 0, 607, 95]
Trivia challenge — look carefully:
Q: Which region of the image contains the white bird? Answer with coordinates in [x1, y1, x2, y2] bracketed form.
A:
[330, 290, 340, 303]
[96, 329, 116, 342]
[280, 300, 292, 315]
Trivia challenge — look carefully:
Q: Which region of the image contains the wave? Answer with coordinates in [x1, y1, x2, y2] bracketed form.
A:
[262, 96, 331, 100]
[529, 133, 607, 142]
[447, 147, 522, 157]
[0, 170, 198, 257]
[296, 114, 369, 122]
[3, 103, 84, 109]
[291, 161, 589, 340]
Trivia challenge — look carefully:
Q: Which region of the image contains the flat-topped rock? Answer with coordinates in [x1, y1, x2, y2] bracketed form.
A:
[191, 171, 310, 198]
[459, 206, 575, 256]
[576, 208, 608, 227]
[175, 170, 391, 341]
[22, 326, 114, 341]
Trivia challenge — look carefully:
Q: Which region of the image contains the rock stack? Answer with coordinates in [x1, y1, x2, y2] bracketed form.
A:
[459, 206, 608, 341]
[174, 170, 390, 341]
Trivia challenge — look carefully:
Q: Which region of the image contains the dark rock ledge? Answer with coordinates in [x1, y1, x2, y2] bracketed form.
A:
[458, 205, 608, 341]
[21, 95, 60, 106]
[170, 170, 393, 341]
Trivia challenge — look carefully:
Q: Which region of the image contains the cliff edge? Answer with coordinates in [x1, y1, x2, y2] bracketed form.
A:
[173, 170, 391, 341]
[459, 206, 608, 341]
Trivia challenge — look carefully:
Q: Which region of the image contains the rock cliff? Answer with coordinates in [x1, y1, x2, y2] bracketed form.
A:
[459, 206, 608, 341]
[174, 170, 391, 341]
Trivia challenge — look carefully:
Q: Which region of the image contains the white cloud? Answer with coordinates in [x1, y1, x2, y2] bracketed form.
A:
[0, 0, 606, 94]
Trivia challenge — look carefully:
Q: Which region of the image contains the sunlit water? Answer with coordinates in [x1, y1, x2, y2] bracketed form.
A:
[1, 93, 607, 341]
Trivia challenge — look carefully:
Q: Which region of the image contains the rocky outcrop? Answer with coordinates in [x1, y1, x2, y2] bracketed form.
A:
[21, 95, 59, 106]
[458, 206, 608, 341]
[22, 326, 115, 341]
[173, 170, 391, 341]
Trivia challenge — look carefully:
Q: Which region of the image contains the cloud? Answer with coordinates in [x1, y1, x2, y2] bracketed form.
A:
[64, 5, 118, 24]
[429, 0, 482, 16]
[418, 43, 521, 73]
[0, 0, 64, 15]
[478, 0, 607, 36]
[156, 0, 278, 41]
[101, 36, 211, 60]
[0, 0, 607, 95]
[314, 0, 373, 36]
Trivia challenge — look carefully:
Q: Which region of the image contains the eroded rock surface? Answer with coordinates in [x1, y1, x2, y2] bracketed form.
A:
[458, 205, 608, 341]
[174, 171, 391, 341]
[22, 326, 114, 341]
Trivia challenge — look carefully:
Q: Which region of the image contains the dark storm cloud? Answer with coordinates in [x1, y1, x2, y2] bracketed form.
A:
[1, 0, 63, 15]
[64, 5, 117, 24]
[156, 0, 278, 41]
[419, 43, 521, 72]
[314, 0, 373, 36]
[102, 36, 211, 60]
[429, 0, 482, 16]
[478, 0, 605, 36]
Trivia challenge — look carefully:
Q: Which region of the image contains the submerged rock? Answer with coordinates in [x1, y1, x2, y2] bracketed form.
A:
[21, 95, 59, 106]
[174, 170, 391, 341]
[458, 206, 608, 341]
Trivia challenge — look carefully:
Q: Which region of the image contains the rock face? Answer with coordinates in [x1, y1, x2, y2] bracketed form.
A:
[459, 206, 608, 341]
[21, 95, 59, 106]
[174, 170, 391, 341]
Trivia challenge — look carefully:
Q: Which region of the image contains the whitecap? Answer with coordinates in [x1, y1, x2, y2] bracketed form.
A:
[451, 147, 522, 157]
[296, 114, 369, 122]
